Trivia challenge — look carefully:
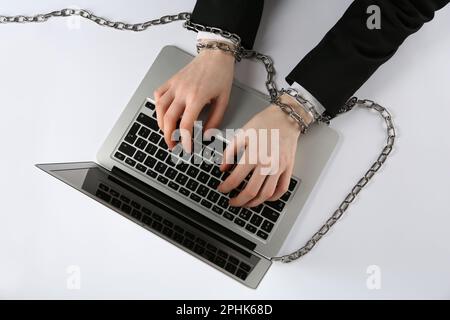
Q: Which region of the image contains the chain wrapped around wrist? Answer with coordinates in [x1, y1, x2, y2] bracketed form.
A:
[196, 40, 242, 61]
[281, 87, 329, 124]
[273, 96, 310, 134]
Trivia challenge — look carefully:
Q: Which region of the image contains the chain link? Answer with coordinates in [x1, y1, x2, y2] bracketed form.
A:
[272, 98, 396, 262]
[0, 9, 396, 263]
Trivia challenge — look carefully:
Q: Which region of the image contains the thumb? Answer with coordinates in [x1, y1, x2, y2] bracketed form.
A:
[203, 94, 229, 132]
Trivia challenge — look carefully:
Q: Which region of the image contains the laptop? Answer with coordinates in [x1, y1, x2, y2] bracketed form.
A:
[37, 45, 339, 289]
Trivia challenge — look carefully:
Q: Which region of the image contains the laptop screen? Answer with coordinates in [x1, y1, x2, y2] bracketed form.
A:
[37, 162, 271, 288]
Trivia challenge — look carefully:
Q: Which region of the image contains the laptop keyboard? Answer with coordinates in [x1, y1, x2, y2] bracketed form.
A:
[95, 182, 254, 281]
[113, 101, 300, 241]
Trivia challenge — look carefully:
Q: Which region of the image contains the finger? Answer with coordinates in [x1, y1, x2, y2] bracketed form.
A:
[229, 166, 267, 207]
[163, 100, 185, 150]
[267, 164, 293, 201]
[203, 94, 228, 132]
[245, 173, 281, 207]
[218, 153, 255, 194]
[220, 130, 246, 172]
[153, 82, 170, 102]
[179, 102, 203, 153]
[155, 90, 174, 131]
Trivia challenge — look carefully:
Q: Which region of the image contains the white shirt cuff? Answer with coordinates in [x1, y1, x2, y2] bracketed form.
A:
[196, 31, 235, 45]
[290, 82, 326, 115]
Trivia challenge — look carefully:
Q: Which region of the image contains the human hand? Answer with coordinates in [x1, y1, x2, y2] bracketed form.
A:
[153, 49, 235, 153]
[218, 94, 314, 207]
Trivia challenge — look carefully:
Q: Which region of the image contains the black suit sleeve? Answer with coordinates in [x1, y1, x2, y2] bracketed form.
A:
[191, 0, 264, 49]
[286, 0, 449, 118]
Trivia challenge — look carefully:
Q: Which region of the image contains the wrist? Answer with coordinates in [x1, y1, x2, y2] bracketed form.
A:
[197, 40, 238, 62]
[279, 93, 315, 126]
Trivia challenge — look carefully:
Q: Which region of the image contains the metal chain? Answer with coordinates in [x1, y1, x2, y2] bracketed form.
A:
[272, 98, 396, 262]
[0, 9, 396, 263]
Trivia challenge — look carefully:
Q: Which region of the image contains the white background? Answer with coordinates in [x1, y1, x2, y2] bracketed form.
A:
[0, 0, 449, 299]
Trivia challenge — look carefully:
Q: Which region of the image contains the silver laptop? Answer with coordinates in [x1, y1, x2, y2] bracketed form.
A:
[37, 45, 339, 289]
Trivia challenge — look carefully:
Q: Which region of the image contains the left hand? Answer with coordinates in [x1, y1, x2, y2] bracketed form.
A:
[218, 94, 313, 207]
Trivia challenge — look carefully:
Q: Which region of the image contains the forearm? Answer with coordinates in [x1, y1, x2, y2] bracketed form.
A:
[191, 0, 264, 49]
[286, 0, 450, 118]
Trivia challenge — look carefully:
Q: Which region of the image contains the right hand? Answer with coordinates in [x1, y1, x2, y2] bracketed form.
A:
[153, 49, 235, 153]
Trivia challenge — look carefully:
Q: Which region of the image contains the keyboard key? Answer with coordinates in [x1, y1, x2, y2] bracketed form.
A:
[236, 269, 248, 281]
[165, 168, 178, 180]
[131, 209, 142, 220]
[281, 191, 292, 202]
[128, 122, 140, 135]
[207, 190, 220, 203]
[261, 220, 274, 233]
[187, 166, 199, 178]
[200, 161, 213, 172]
[228, 256, 239, 265]
[179, 187, 190, 197]
[218, 196, 229, 209]
[168, 181, 179, 191]
[111, 198, 122, 209]
[159, 139, 168, 149]
[251, 204, 263, 214]
[214, 257, 226, 268]
[211, 166, 223, 178]
[197, 185, 209, 197]
[144, 156, 156, 168]
[125, 132, 138, 144]
[198, 172, 209, 184]
[245, 224, 257, 234]
[138, 127, 151, 139]
[153, 221, 163, 232]
[239, 209, 252, 221]
[186, 179, 199, 192]
[155, 149, 168, 161]
[146, 169, 157, 178]
[212, 206, 223, 215]
[109, 189, 119, 197]
[96, 190, 111, 202]
[142, 215, 153, 226]
[137, 113, 159, 131]
[256, 230, 268, 240]
[135, 138, 147, 150]
[261, 207, 280, 223]
[266, 200, 285, 212]
[166, 155, 178, 167]
[120, 195, 130, 203]
[225, 263, 237, 274]
[155, 162, 167, 174]
[136, 164, 147, 173]
[223, 212, 234, 221]
[217, 250, 228, 259]
[176, 161, 189, 172]
[145, 144, 157, 155]
[145, 101, 155, 110]
[191, 154, 203, 166]
[121, 204, 132, 214]
[240, 262, 251, 272]
[133, 151, 146, 163]
[149, 132, 161, 144]
[249, 214, 263, 227]
[207, 177, 220, 189]
[125, 158, 136, 167]
[201, 199, 212, 209]
[228, 206, 240, 215]
[114, 152, 126, 161]
[190, 193, 201, 203]
[234, 217, 245, 227]
[289, 179, 298, 191]
[175, 173, 188, 185]
[157, 175, 168, 184]
[118, 142, 136, 157]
